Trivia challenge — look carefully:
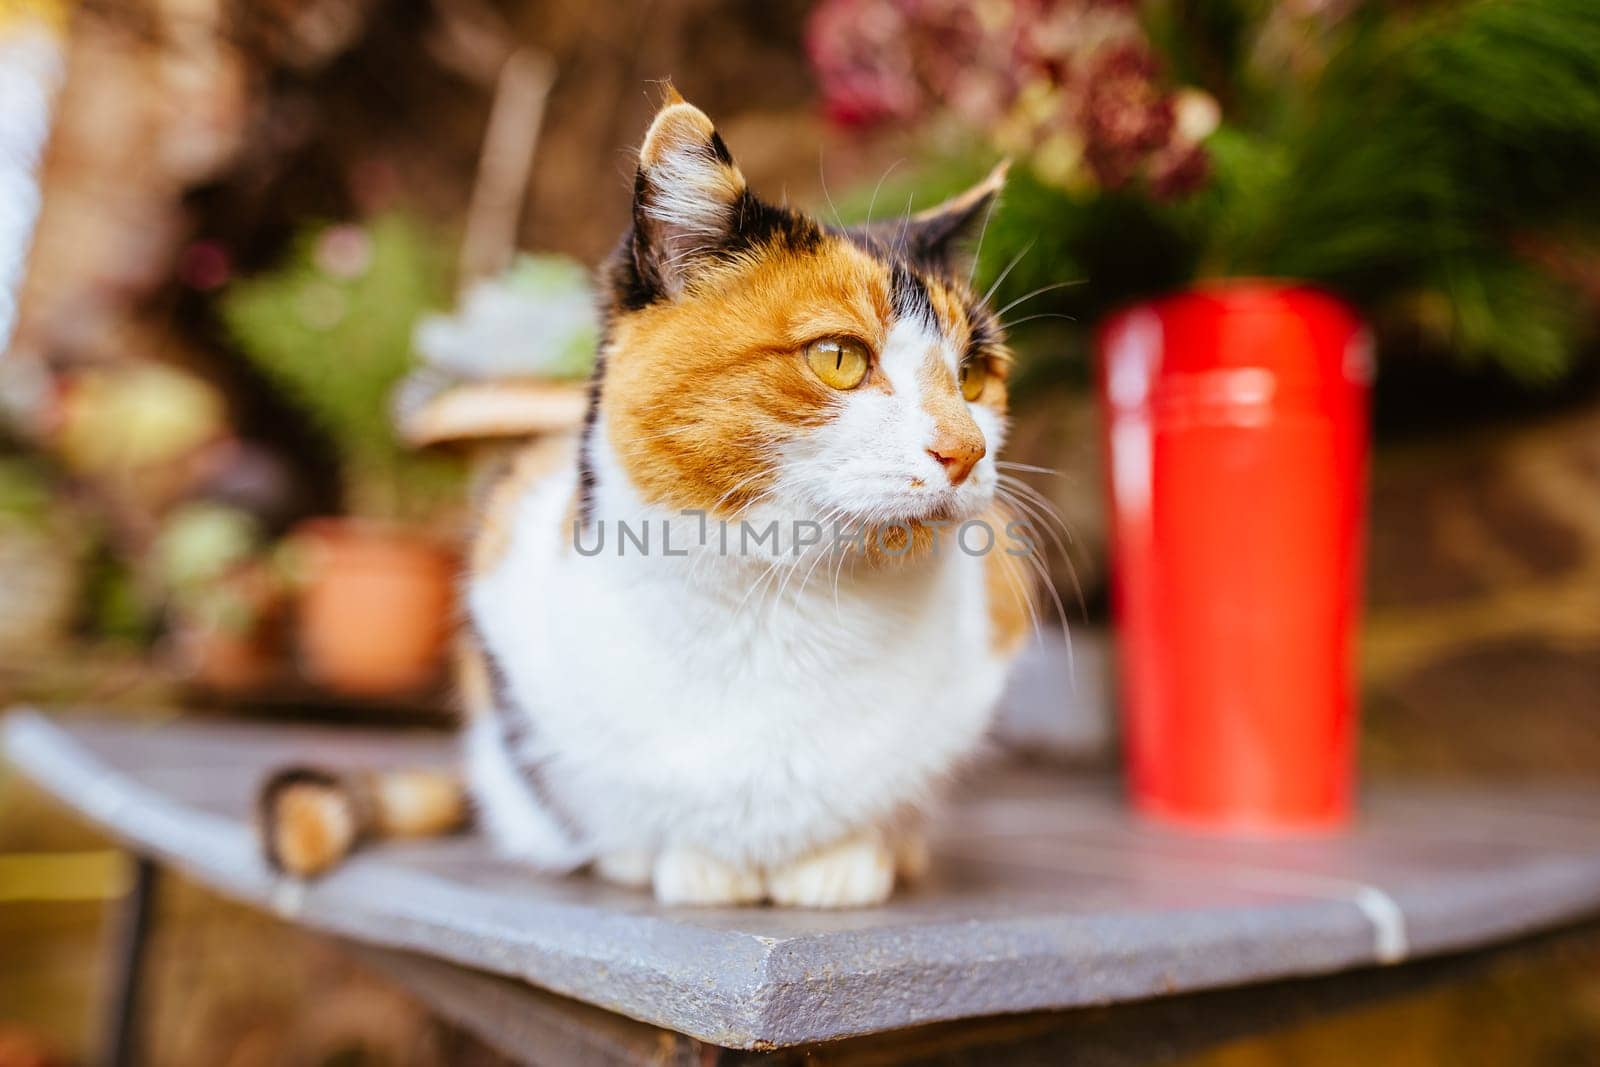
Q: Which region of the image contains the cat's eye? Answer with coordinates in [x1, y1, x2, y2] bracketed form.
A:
[959, 359, 988, 402]
[805, 337, 871, 390]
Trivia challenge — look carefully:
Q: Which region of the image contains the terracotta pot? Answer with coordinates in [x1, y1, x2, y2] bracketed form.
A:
[293, 520, 457, 696]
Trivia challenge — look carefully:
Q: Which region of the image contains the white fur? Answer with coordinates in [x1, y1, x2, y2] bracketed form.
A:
[466, 307, 1021, 902]
[653, 847, 766, 905]
[641, 146, 736, 240]
[767, 831, 895, 908]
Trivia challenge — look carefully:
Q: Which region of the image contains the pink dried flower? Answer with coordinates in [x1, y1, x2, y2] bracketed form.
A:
[807, 0, 924, 127]
[1147, 141, 1211, 199]
[1080, 42, 1175, 188]
[808, 0, 1211, 198]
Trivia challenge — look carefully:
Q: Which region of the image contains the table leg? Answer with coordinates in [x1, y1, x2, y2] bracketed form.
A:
[100, 854, 157, 1067]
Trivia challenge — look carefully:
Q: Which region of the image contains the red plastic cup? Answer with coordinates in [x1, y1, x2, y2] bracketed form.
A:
[1098, 281, 1372, 834]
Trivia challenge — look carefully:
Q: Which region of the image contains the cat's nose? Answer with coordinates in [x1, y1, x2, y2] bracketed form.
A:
[927, 433, 985, 486]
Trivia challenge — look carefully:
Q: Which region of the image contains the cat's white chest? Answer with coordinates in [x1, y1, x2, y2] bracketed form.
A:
[469, 466, 1011, 866]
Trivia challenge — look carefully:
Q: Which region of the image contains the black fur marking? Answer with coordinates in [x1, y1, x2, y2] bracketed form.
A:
[625, 170, 669, 310]
[840, 224, 948, 284]
[717, 191, 823, 260]
[576, 363, 602, 530]
[621, 234, 669, 310]
[511, 753, 587, 847]
[473, 631, 525, 747]
[906, 196, 992, 270]
[844, 226, 950, 330]
[966, 299, 1003, 362]
[579, 220, 647, 529]
[890, 260, 935, 325]
[466, 619, 587, 846]
[838, 224, 891, 263]
[708, 131, 735, 166]
[843, 224, 1008, 360]
[838, 174, 999, 283]
[576, 337, 608, 530]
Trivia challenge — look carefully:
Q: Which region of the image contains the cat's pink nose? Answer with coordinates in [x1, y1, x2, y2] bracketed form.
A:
[927, 437, 985, 486]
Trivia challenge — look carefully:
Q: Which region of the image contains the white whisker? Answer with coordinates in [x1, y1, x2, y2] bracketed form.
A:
[864, 159, 904, 223]
[998, 312, 1076, 331]
[981, 241, 1035, 307]
[817, 152, 845, 231]
[994, 547, 1043, 644]
[997, 476, 1074, 544]
[992, 280, 1084, 321]
[996, 460, 1064, 477]
[997, 486, 1086, 622]
[894, 192, 915, 250]
[1011, 521, 1073, 648]
[967, 187, 1001, 289]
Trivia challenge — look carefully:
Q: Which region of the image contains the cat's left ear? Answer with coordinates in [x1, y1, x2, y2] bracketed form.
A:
[632, 88, 749, 297]
[901, 160, 1010, 273]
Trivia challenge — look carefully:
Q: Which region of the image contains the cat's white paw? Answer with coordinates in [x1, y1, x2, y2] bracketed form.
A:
[594, 848, 655, 889]
[652, 847, 764, 906]
[767, 832, 895, 908]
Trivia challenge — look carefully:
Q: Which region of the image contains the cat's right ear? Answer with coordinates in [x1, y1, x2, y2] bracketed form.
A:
[631, 89, 749, 298]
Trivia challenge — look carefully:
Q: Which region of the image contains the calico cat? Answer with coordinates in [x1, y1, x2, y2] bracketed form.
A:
[261, 89, 1035, 908]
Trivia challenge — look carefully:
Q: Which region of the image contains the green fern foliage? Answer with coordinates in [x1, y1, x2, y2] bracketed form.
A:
[220, 215, 457, 517]
[1235, 0, 1600, 381]
[852, 0, 1600, 385]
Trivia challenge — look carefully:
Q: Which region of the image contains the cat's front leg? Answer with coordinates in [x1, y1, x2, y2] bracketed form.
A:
[652, 846, 765, 905]
[766, 830, 896, 908]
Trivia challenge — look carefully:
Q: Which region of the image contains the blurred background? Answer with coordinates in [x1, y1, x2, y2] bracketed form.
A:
[2, 0, 1599, 1063]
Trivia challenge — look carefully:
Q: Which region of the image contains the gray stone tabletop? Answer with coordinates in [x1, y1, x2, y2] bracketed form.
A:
[8, 707, 1600, 1049]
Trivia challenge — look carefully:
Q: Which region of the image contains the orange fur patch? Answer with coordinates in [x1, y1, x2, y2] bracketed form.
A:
[924, 283, 971, 349]
[270, 784, 358, 877]
[983, 504, 1035, 655]
[604, 236, 896, 515]
[916, 354, 987, 474]
[471, 436, 576, 574]
[368, 769, 467, 838]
